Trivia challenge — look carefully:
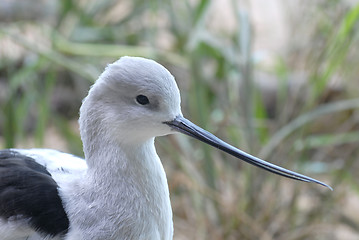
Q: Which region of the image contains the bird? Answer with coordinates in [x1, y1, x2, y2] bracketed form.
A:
[0, 56, 331, 240]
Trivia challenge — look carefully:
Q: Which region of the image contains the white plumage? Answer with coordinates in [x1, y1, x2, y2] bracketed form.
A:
[0, 56, 331, 240]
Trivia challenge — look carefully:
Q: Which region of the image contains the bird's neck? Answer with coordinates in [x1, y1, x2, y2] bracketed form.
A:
[85, 137, 163, 182]
[71, 136, 173, 239]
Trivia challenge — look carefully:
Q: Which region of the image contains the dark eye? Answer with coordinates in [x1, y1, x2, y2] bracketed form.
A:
[136, 95, 150, 105]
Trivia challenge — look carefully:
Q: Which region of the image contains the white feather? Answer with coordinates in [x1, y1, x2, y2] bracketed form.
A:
[2, 57, 180, 240]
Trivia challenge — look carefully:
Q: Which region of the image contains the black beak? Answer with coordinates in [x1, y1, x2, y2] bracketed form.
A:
[164, 115, 332, 190]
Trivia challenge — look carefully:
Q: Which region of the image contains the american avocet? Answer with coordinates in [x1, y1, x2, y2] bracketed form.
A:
[0, 57, 331, 240]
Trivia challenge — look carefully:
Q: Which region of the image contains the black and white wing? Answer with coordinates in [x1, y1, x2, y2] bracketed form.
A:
[0, 149, 87, 240]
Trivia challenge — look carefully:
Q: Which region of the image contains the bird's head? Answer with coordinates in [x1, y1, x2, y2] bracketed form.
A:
[79, 56, 332, 190]
[80, 56, 182, 144]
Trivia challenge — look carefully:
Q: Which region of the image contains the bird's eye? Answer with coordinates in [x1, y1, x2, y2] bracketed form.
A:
[136, 95, 150, 105]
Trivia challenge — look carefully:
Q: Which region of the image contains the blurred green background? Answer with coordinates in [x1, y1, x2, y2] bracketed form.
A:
[1, 0, 359, 239]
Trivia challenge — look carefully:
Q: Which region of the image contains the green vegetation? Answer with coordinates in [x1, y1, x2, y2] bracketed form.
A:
[1, 0, 359, 239]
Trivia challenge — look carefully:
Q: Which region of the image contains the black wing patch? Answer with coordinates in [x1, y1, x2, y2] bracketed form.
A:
[0, 150, 69, 237]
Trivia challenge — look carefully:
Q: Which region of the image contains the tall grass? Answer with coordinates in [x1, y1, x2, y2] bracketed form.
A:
[1, 0, 359, 239]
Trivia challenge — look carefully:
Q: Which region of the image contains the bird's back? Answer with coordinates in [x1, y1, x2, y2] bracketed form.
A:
[0, 149, 87, 240]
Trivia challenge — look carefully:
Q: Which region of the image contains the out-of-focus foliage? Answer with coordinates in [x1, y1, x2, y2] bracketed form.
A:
[1, 0, 359, 239]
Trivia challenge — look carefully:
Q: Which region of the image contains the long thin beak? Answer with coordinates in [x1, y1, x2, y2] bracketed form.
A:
[164, 115, 332, 190]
